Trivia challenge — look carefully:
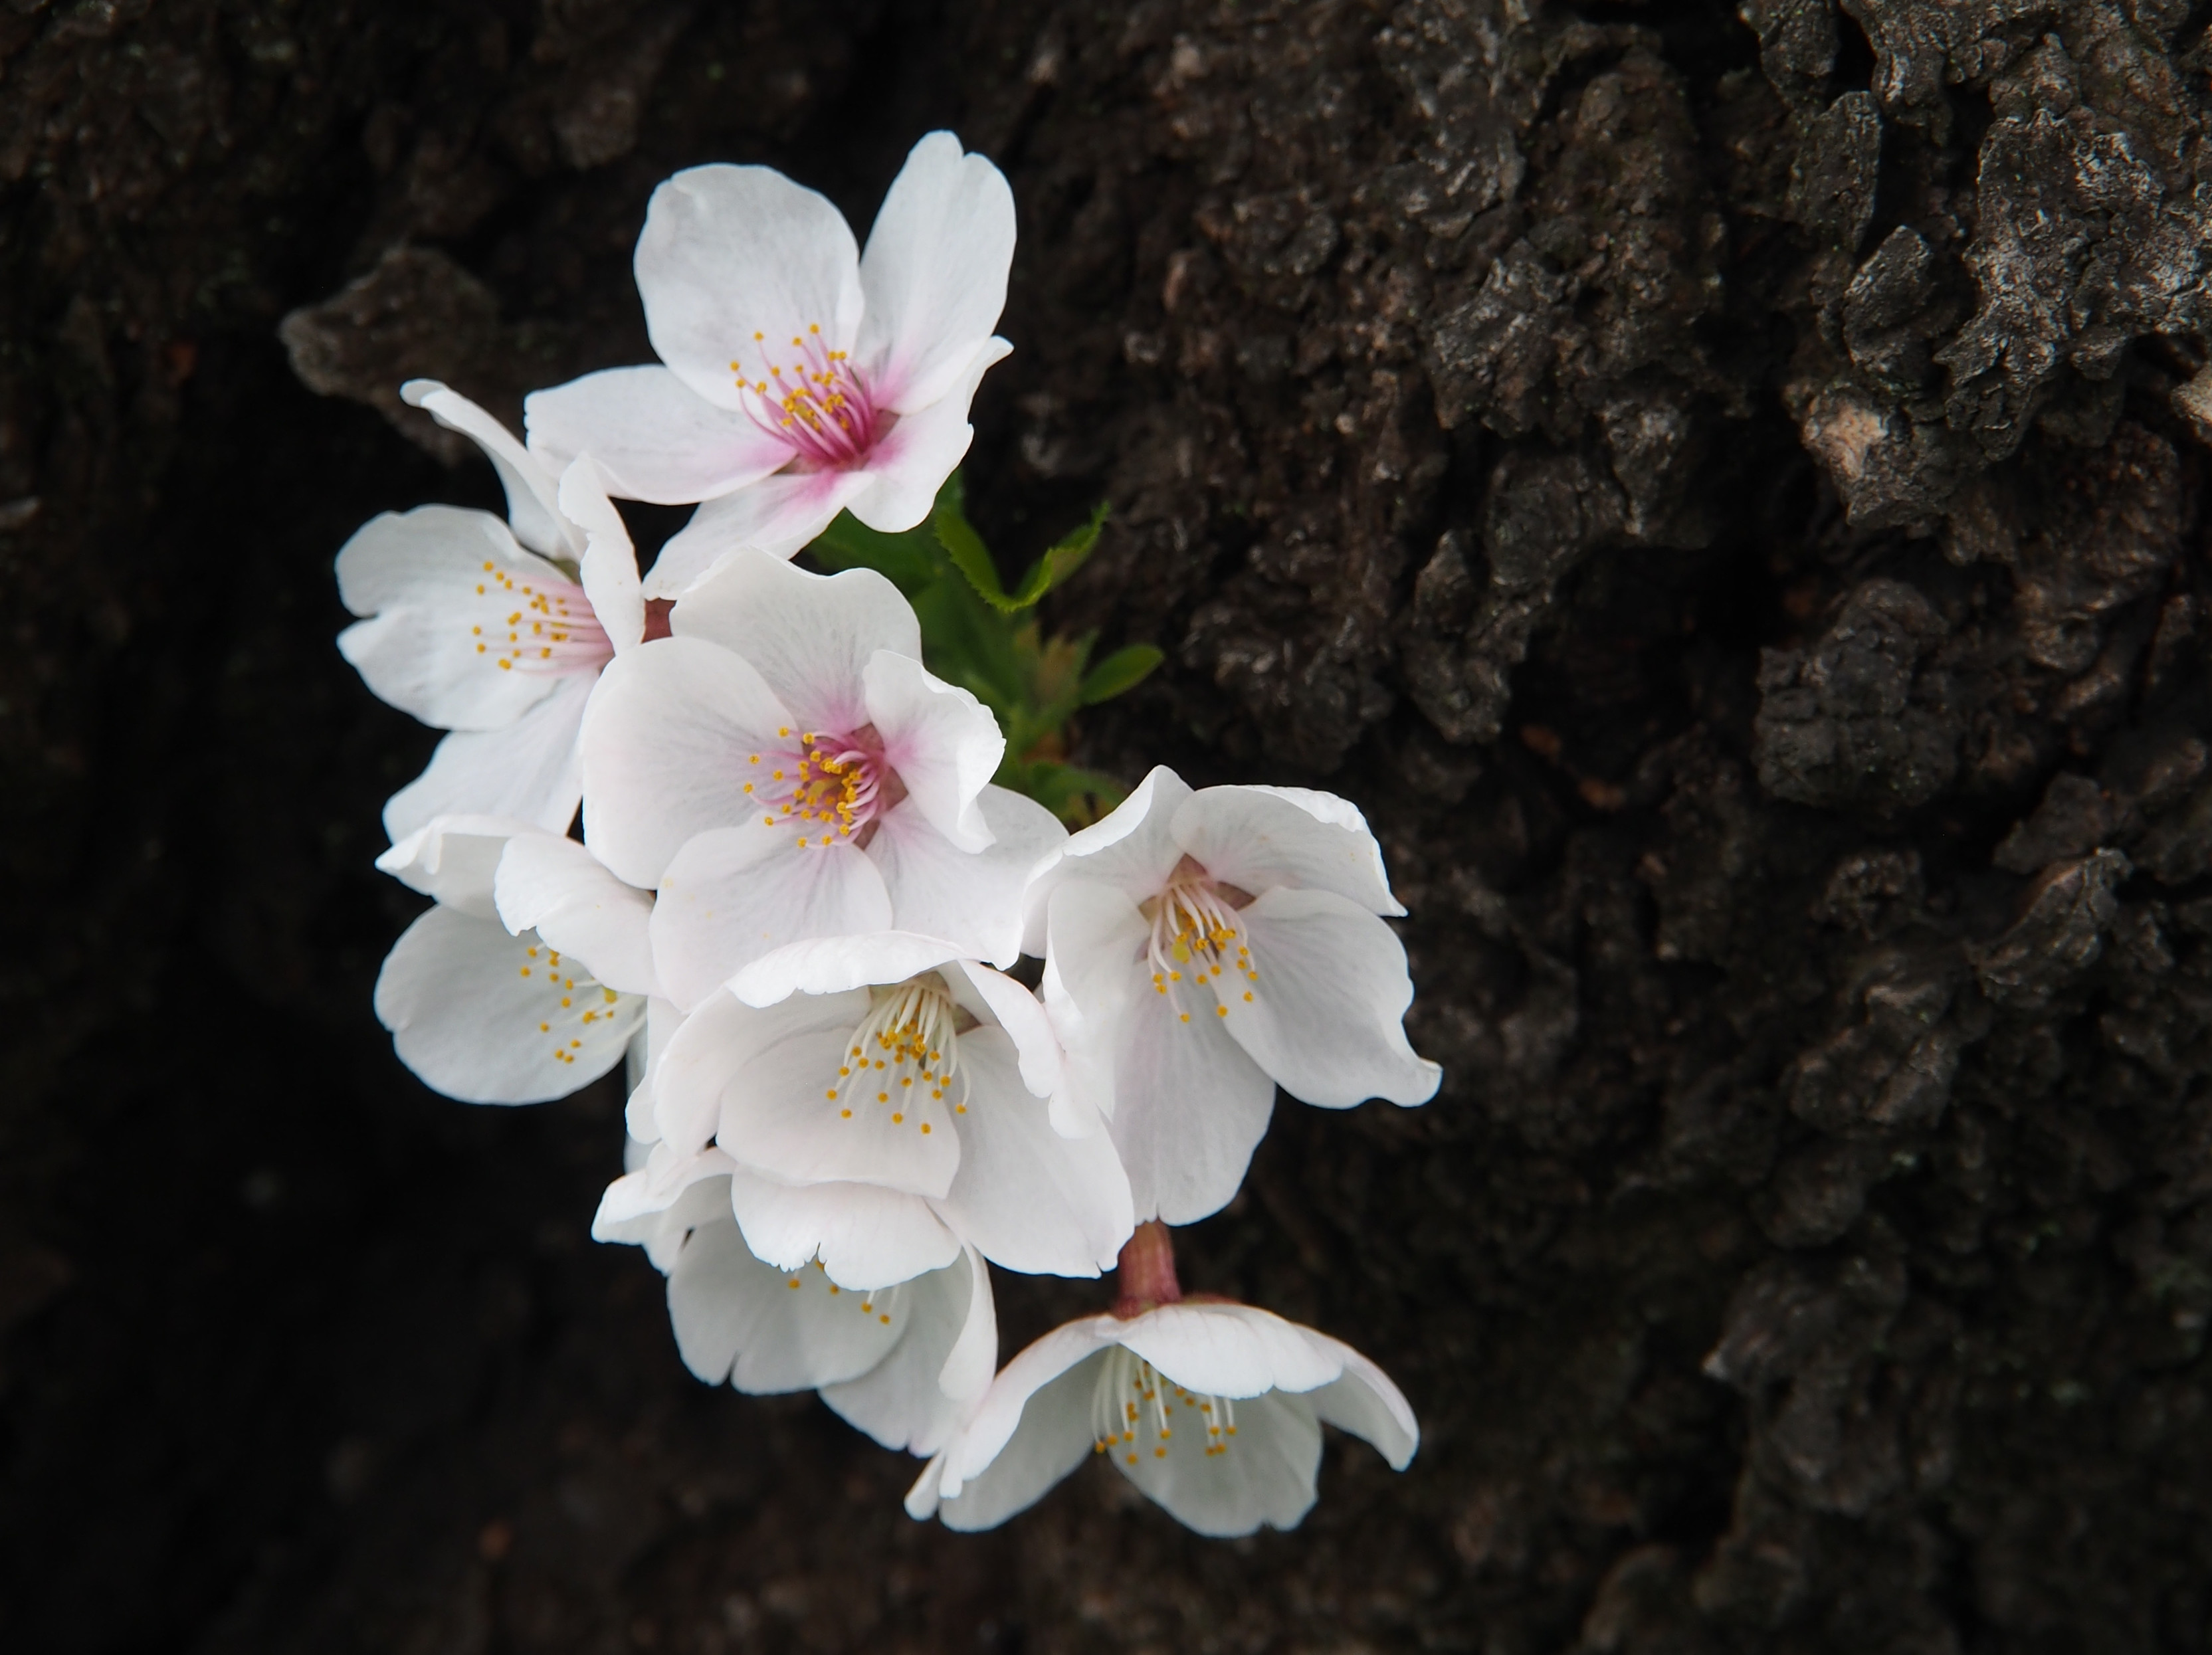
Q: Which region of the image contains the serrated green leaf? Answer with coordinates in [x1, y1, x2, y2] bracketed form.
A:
[808, 511, 942, 595]
[935, 496, 1110, 613]
[1078, 642, 1162, 706]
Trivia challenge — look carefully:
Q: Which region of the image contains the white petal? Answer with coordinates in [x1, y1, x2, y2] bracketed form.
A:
[648, 467, 876, 581]
[590, 1147, 734, 1260]
[726, 1165, 961, 1291]
[654, 985, 862, 1153]
[524, 366, 793, 503]
[626, 995, 686, 1143]
[1040, 880, 1149, 1136]
[932, 1353, 1105, 1531]
[940, 1316, 1120, 1493]
[1021, 765, 1192, 953]
[559, 457, 647, 652]
[492, 832, 658, 995]
[637, 163, 863, 407]
[668, 1217, 910, 1392]
[576, 636, 795, 888]
[845, 338, 1011, 535]
[712, 1001, 961, 1200]
[373, 906, 642, 1104]
[932, 1028, 1133, 1276]
[672, 551, 920, 733]
[381, 676, 589, 842]
[862, 650, 1002, 852]
[336, 507, 570, 730]
[1107, 959, 1277, 1224]
[1116, 1302, 1344, 1399]
[1305, 1338, 1419, 1471]
[403, 380, 578, 561]
[855, 134, 1017, 413]
[730, 929, 963, 1008]
[1173, 784, 1405, 916]
[820, 1244, 995, 1454]
[1114, 1387, 1321, 1537]
[651, 827, 892, 1010]
[948, 959, 1060, 1098]
[374, 813, 538, 919]
[1219, 887, 1441, 1108]
[868, 787, 1061, 969]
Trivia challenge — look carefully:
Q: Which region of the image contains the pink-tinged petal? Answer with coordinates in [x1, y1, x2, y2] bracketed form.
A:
[868, 787, 1060, 968]
[948, 959, 1060, 1099]
[667, 1218, 908, 1393]
[861, 650, 1002, 853]
[730, 929, 964, 1008]
[576, 636, 795, 888]
[654, 987, 861, 1155]
[1304, 1336, 1419, 1470]
[711, 1001, 961, 1201]
[821, 1244, 994, 1455]
[1172, 783, 1404, 916]
[726, 1166, 960, 1291]
[492, 832, 658, 996]
[1116, 1302, 1344, 1399]
[375, 813, 540, 920]
[403, 379, 578, 561]
[938, 1315, 1121, 1496]
[559, 458, 646, 652]
[637, 163, 864, 405]
[382, 676, 589, 842]
[1115, 1388, 1322, 1538]
[855, 134, 1017, 414]
[336, 506, 571, 731]
[373, 906, 643, 1104]
[651, 826, 892, 1010]
[1021, 765, 1192, 952]
[1216, 887, 1440, 1108]
[1107, 961, 1277, 1224]
[525, 366, 794, 504]
[673, 550, 919, 734]
[649, 467, 875, 583]
[845, 338, 1011, 534]
[932, 1028, 1132, 1276]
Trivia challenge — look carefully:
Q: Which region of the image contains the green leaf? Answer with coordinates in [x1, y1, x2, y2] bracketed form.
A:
[996, 759, 1130, 825]
[935, 494, 1110, 613]
[1078, 642, 1163, 706]
[809, 511, 942, 595]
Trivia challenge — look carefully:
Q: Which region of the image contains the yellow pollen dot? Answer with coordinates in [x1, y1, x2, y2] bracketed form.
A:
[520, 967, 532, 977]
[1179, 1013, 1191, 1022]
[1217, 1005, 1229, 1017]
[878, 1092, 889, 1103]
[826, 1089, 838, 1100]
[879, 1314, 890, 1325]
[1244, 991, 1255, 1002]
[560, 996, 571, 1007]
[787, 1278, 801, 1290]
[891, 1112, 904, 1123]
[1127, 1454, 1139, 1466]
[841, 1108, 852, 1118]
[920, 1123, 931, 1134]
[539, 1022, 550, 1032]
[955, 1103, 967, 1114]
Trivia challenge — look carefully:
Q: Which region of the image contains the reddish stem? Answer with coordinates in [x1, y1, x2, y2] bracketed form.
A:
[1112, 1220, 1183, 1318]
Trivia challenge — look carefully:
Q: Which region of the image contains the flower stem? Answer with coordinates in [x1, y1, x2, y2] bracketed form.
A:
[1112, 1219, 1182, 1317]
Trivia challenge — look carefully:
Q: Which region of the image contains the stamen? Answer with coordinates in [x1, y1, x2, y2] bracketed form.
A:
[827, 976, 970, 1133]
[1143, 865, 1258, 1022]
[746, 724, 902, 848]
[466, 564, 614, 679]
[730, 323, 881, 468]
[1092, 1347, 1237, 1465]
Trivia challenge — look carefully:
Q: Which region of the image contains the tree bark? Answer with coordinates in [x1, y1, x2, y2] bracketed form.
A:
[5, 1, 2211, 1650]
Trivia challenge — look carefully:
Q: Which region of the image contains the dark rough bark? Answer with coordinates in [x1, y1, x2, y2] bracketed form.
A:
[6, 1, 2212, 1650]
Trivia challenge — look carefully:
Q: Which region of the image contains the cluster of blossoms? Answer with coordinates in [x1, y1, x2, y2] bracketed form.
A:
[337, 134, 1439, 1537]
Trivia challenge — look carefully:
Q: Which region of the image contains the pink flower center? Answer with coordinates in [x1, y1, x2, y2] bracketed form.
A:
[468, 558, 614, 676]
[744, 722, 906, 848]
[730, 324, 882, 468]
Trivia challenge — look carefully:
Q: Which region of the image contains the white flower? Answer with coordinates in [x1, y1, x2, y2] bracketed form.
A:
[1027, 767, 1441, 1224]
[369, 815, 658, 1104]
[526, 132, 1015, 595]
[905, 1297, 1417, 1537]
[648, 931, 1133, 1285]
[336, 382, 647, 839]
[595, 1141, 996, 1455]
[578, 548, 1064, 1002]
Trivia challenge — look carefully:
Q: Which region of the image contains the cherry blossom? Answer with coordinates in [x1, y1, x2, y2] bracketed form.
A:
[906, 1226, 1415, 1536]
[646, 931, 1132, 1285]
[336, 383, 645, 838]
[1027, 767, 1440, 1224]
[526, 132, 1014, 593]
[578, 549, 1064, 1001]
[371, 815, 658, 1104]
[595, 1141, 996, 1454]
